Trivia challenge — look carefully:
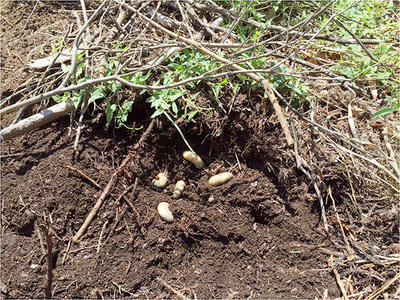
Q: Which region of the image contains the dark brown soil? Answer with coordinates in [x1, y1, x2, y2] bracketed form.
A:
[1, 1, 398, 299]
[1, 100, 342, 298]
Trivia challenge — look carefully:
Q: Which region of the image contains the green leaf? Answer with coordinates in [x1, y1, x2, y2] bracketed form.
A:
[160, 101, 170, 110]
[61, 64, 71, 74]
[121, 100, 134, 112]
[117, 101, 134, 124]
[187, 111, 198, 121]
[151, 109, 164, 118]
[53, 92, 70, 103]
[75, 65, 83, 78]
[273, 0, 281, 12]
[168, 90, 185, 102]
[233, 83, 239, 94]
[214, 84, 221, 102]
[77, 52, 85, 60]
[88, 87, 105, 104]
[72, 92, 83, 108]
[371, 107, 396, 118]
[171, 102, 178, 116]
[106, 101, 117, 124]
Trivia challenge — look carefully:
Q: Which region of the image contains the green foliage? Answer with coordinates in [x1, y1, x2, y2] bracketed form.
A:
[104, 70, 151, 128]
[220, 0, 398, 115]
[54, 55, 107, 109]
[169, 49, 219, 84]
[53, 85, 106, 109]
[268, 63, 309, 104]
[52, 47, 153, 129]
[372, 96, 400, 119]
[143, 50, 217, 121]
[52, 36, 68, 53]
[52, 0, 399, 126]
[106, 100, 137, 129]
[146, 82, 187, 119]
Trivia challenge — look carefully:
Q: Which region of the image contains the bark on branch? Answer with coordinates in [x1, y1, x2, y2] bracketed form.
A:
[0, 102, 74, 141]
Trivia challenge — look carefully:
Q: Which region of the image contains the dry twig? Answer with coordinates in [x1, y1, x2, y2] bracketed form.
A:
[365, 273, 400, 300]
[328, 255, 349, 300]
[65, 164, 102, 189]
[38, 225, 53, 299]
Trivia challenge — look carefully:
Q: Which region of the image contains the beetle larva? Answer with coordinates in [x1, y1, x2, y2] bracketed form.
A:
[208, 172, 233, 186]
[157, 202, 174, 222]
[152, 172, 168, 188]
[172, 180, 186, 198]
[183, 151, 204, 169]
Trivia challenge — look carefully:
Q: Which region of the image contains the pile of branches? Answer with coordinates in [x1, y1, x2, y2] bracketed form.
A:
[1, 1, 399, 298]
[1, 0, 385, 142]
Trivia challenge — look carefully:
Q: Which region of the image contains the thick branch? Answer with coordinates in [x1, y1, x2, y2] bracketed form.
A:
[0, 102, 74, 141]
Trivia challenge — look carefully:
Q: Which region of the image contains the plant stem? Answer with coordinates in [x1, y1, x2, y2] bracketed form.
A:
[163, 111, 194, 153]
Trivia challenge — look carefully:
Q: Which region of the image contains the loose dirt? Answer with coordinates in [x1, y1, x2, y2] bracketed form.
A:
[1, 111, 340, 298]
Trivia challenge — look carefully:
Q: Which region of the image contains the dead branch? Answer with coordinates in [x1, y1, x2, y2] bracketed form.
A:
[59, 0, 109, 88]
[0, 102, 74, 141]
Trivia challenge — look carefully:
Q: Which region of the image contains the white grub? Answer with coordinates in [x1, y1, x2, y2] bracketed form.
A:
[157, 202, 174, 222]
[152, 172, 168, 188]
[183, 151, 204, 169]
[172, 180, 186, 198]
[208, 172, 233, 186]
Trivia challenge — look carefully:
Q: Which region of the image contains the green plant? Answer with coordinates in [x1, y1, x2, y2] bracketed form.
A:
[372, 96, 400, 119]
[53, 49, 154, 129]
[54, 55, 106, 108]
[268, 63, 309, 104]
[144, 50, 220, 121]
